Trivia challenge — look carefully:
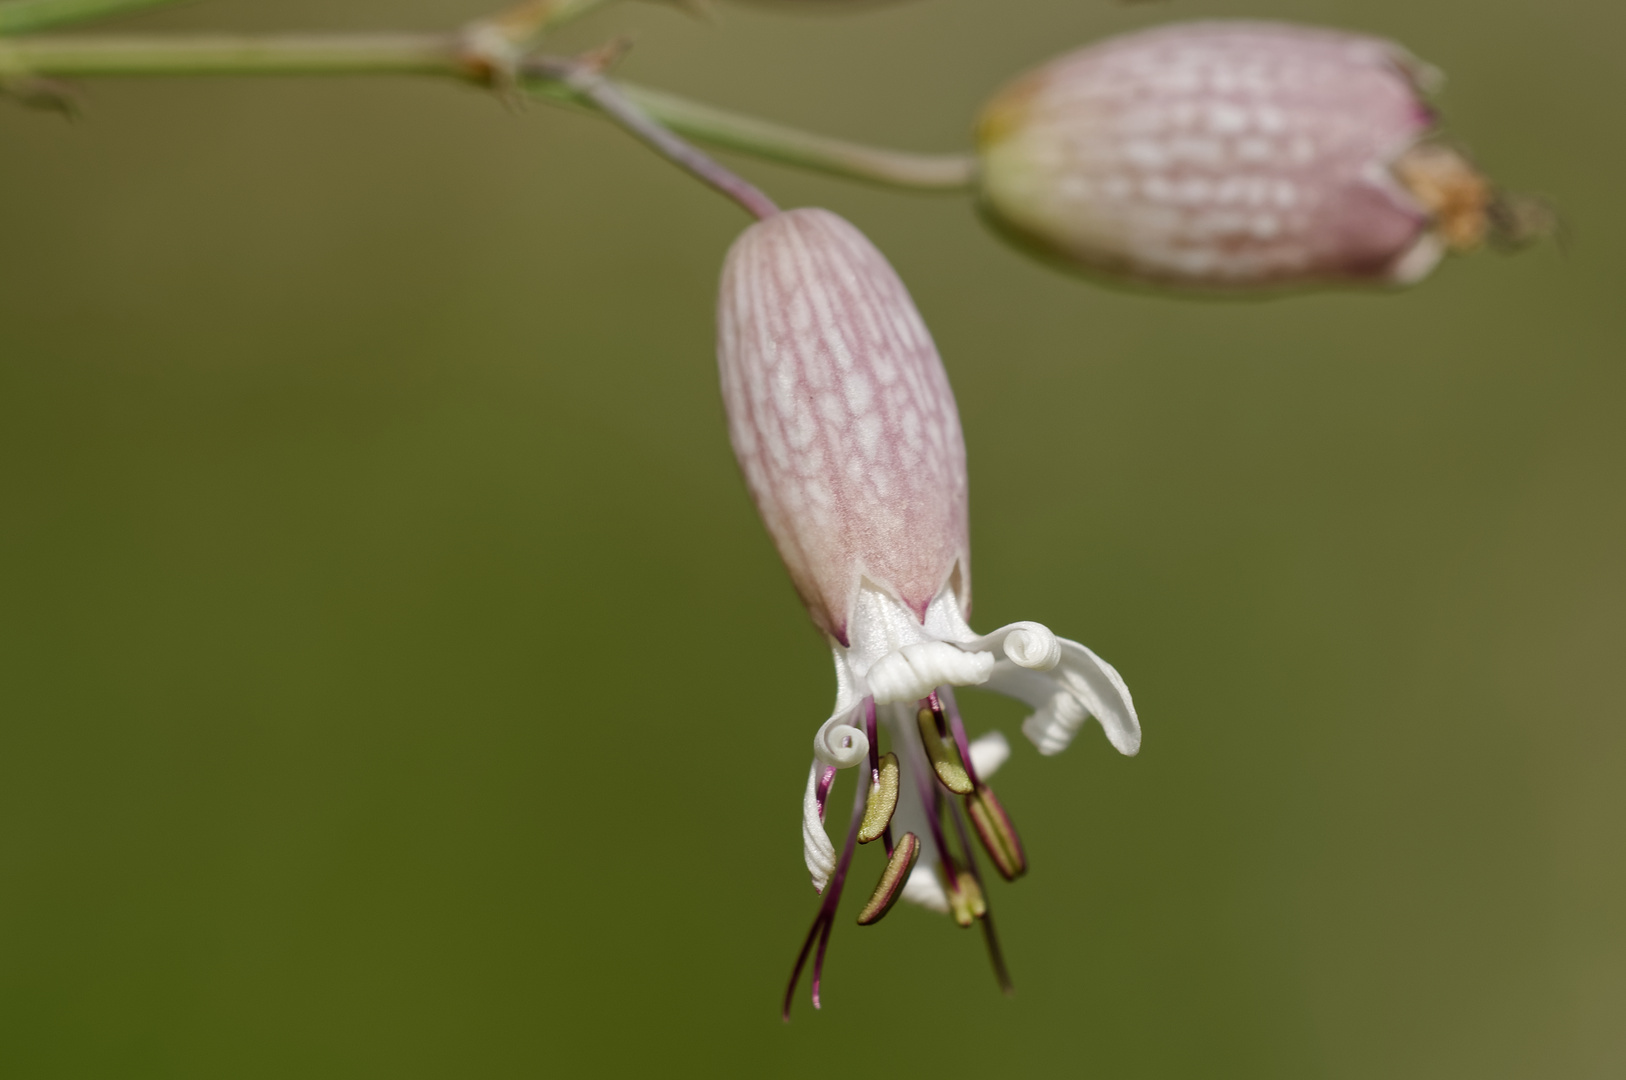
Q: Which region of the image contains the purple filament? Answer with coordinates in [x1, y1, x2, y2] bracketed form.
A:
[783, 698, 875, 1020]
[948, 793, 1015, 994]
[937, 685, 982, 788]
[912, 696, 961, 888]
[936, 686, 1008, 988]
[864, 696, 881, 799]
[814, 763, 837, 826]
[935, 687, 1015, 993]
[861, 697, 896, 856]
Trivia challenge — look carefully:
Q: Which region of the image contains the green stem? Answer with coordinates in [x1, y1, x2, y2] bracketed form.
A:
[0, 0, 189, 35]
[0, 33, 461, 76]
[564, 81, 976, 192]
[0, 32, 979, 193]
[535, 56, 780, 220]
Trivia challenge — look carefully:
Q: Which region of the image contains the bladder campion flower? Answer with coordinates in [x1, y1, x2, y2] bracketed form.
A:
[716, 207, 1140, 1017]
[976, 21, 1531, 292]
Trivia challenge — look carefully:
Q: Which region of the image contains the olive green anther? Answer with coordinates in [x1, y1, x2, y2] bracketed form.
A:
[856, 831, 920, 926]
[948, 870, 986, 927]
[858, 752, 900, 844]
[966, 783, 1028, 881]
[915, 705, 973, 795]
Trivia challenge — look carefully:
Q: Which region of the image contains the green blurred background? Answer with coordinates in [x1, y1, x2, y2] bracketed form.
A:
[1, 0, 1622, 1075]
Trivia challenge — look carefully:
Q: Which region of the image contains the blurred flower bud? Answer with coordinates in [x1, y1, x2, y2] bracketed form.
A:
[976, 21, 1527, 292]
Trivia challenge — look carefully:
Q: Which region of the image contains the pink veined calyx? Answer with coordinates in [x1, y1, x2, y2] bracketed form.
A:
[976, 20, 1543, 292]
[716, 207, 1140, 1017]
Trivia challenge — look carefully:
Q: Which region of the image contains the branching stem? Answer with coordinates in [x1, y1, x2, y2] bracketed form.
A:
[533, 55, 779, 220]
[574, 81, 977, 191]
[0, 32, 979, 193]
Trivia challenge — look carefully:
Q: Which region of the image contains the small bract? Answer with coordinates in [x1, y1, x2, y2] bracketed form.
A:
[976, 20, 1513, 291]
[717, 207, 1139, 1015]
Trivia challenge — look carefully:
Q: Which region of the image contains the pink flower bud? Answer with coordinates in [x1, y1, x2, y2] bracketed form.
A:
[976, 21, 1502, 290]
[717, 207, 969, 645]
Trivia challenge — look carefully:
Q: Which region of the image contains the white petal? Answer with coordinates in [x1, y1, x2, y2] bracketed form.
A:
[1020, 692, 1089, 756]
[801, 762, 836, 892]
[901, 864, 950, 912]
[968, 729, 1011, 778]
[963, 620, 1062, 671]
[986, 637, 1140, 756]
[827, 644, 862, 720]
[1388, 232, 1446, 285]
[812, 710, 869, 769]
[867, 641, 995, 704]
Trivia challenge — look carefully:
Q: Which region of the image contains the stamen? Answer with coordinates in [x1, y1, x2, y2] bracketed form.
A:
[862, 699, 896, 855]
[966, 783, 1028, 881]
[858, 752, 900, 844]
[943, 793, 1014, 995]
[916, 697, 973, 794]
[811, 905, 837, 1010]
[903, 704, 965, 905]
[935, 687, 981, 786]
[814, 764, 837, 823]
[947, 793, 1015, 995]
[784, 699, 876, 1021]
[948, 871, 986, 927]
[936, 686, 1029, 881]
[863, 697, 879, 774]
[1393, 142, 1492, 251]
[856, 831, 919, 925]
[978, 906, 1016, 997]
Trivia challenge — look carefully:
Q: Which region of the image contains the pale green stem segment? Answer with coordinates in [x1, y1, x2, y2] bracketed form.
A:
[0, 0, 614, 36]
[533, 55, 779, 220]
[0, 33, 462, 76]
[0, 33, 979, 193]
[0, 0, 188, 35]
[571, 82, 977, 192]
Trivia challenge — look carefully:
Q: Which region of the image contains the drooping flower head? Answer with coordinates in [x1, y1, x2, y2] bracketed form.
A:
[976, 21, 1534, 291]
[717, 207, 1139, 1016]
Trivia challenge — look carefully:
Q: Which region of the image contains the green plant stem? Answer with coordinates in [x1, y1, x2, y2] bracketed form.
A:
[553, 80, 977, 191]
[0, 33, 462, 76]
[0, 0, 188, 35]
[535, 56, 779, 220]
[0, 33, 979, 193]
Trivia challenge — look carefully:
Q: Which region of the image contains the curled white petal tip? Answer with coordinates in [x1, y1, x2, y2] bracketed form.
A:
[968, 729, 1011, 779]
[1002, 624, 1062, 671]
[1082, 644, 1141, 757]
[964, 620, 1061, 671]
[867, 641, 995, 705]
[813, 713, 869, 769]
[801, 763, 836, 892]
[901, 864, 950, 913]
[991, 637, 1140, 757]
